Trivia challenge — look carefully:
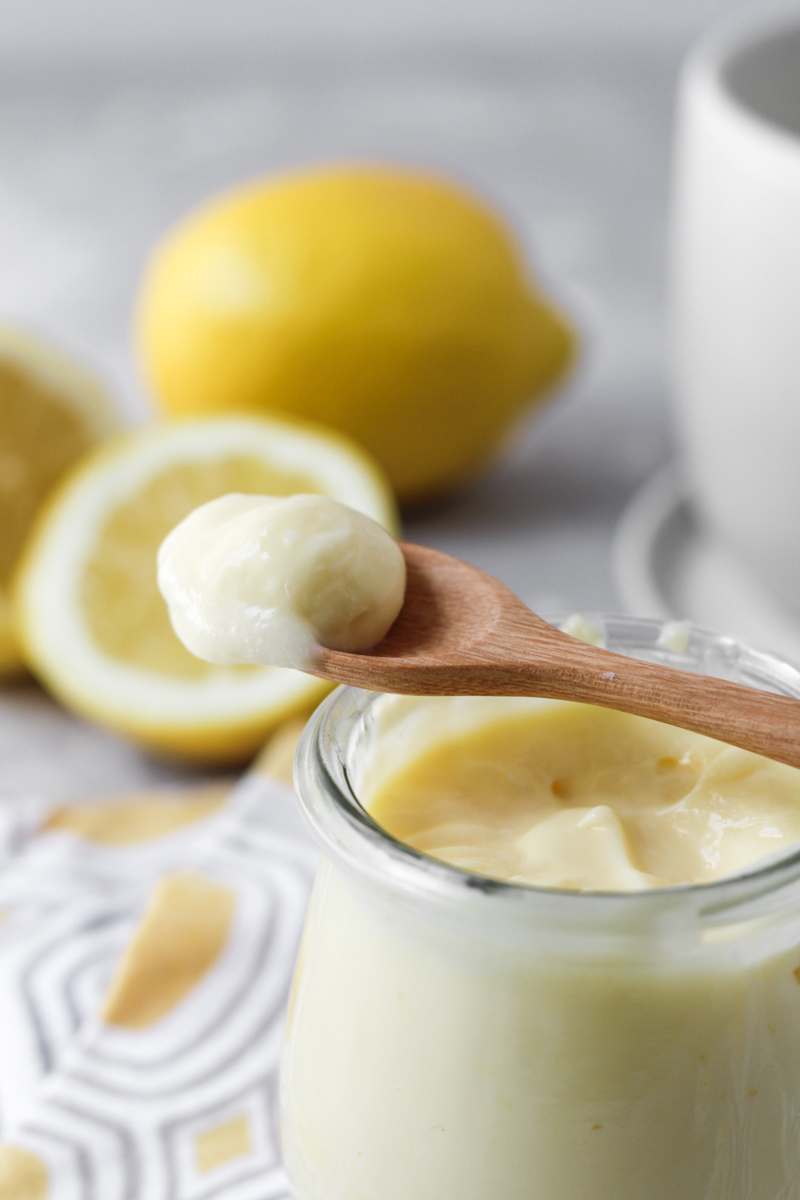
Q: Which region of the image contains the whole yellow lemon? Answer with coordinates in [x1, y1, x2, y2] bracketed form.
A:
[135, 166, 575, 504]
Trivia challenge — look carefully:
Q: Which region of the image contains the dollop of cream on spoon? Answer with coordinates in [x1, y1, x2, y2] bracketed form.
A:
[157, 493, 406, 669]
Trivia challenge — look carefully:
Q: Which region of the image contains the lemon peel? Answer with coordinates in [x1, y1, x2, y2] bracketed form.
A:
[136, 165, 575, 503]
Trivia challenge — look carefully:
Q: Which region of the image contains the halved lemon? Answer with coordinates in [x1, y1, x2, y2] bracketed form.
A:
[15, 415, 398, 764]
[0, 326, 117, 674]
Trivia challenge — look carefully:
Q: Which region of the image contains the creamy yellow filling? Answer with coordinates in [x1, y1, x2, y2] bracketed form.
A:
[157, 493, 405, 670]
[82, 458, 318, 678]
[366, 702, 800, 891]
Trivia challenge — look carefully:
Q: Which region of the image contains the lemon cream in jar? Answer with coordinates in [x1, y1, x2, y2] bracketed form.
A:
[284, 618, 800, 1200]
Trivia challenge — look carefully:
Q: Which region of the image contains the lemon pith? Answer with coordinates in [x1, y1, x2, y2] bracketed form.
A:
[136, 165, 575, 504]
[15, 414, 398, 764]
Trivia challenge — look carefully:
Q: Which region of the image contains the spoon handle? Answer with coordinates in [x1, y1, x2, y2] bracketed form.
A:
[497, 627, 800, 770]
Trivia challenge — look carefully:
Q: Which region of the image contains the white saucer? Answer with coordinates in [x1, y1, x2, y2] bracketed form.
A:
[613, 464, 800, 666]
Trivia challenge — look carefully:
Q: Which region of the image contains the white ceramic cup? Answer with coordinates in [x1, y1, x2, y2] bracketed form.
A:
[672, 13, 800, 611]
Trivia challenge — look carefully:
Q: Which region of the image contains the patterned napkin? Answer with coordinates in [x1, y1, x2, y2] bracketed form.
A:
[0, 720, 316, 1200]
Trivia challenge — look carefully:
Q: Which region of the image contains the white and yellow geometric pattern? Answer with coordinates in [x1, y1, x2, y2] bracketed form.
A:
[0, 722, 316, 1199]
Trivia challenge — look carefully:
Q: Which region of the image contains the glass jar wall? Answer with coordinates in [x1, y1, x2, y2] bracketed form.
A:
[283, 617, 800, 1200]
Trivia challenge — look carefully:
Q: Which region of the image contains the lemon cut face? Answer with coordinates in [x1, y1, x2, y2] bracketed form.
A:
[15, 415, 398, 764]
[0, 327, 116, 674]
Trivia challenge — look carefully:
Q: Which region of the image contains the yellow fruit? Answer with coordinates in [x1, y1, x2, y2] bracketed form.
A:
[15, 414, 398, 765]
[0, 326, 117, 675]
[135, 165, 575, 504]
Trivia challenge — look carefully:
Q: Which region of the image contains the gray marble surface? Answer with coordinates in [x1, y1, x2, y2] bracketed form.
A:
[0, 42, 682, 800]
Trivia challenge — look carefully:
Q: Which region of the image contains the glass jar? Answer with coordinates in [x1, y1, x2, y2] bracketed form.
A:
[282, 616, 800, 1200]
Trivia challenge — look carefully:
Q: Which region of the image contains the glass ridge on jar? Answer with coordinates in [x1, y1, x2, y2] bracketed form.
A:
[282, 616, 800, 1200]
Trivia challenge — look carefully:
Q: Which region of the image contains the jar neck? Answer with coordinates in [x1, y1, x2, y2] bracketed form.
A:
[293, 616, 800, 961]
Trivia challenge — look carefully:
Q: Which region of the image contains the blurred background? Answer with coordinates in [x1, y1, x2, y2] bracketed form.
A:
[0, 0, 763, 796]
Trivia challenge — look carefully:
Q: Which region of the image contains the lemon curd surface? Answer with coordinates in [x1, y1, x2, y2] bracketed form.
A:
[365, 699, 800, 892]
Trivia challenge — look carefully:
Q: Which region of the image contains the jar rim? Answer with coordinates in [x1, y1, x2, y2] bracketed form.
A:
[293, 614, 800, 945]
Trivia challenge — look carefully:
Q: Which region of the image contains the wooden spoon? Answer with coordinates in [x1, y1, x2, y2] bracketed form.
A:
[312, 542, 800, 770]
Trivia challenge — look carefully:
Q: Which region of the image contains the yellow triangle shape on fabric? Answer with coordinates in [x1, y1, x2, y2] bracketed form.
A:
[195, 1114, 253, 1173]
[0, 1145, 49, 1200]
[42, 782, 232, 845]
[102, 873, 236, 1029]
